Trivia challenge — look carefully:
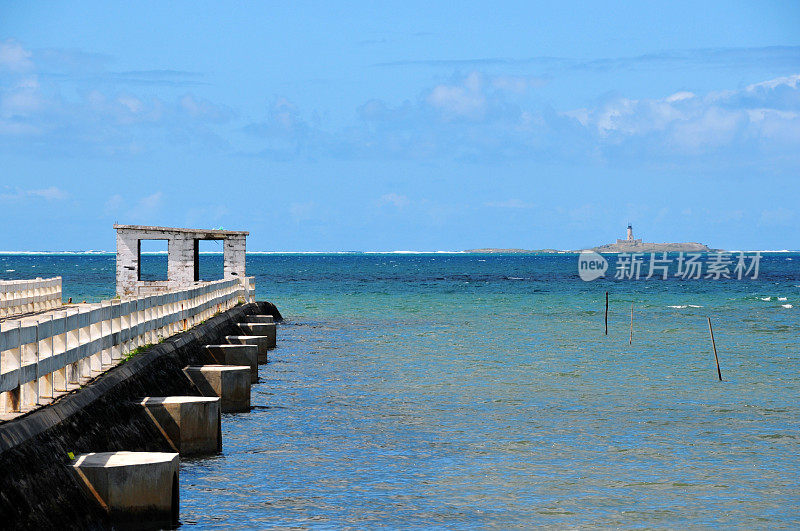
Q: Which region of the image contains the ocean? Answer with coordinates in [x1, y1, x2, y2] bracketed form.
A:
[1, 252, 799, 528]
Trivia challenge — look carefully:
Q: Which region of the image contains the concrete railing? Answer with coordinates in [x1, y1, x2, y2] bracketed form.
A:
[0, 277, 255, 414]
[0, 277, 62, 319]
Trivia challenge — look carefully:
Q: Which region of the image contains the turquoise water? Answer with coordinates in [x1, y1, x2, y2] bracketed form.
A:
[2, 253, 799, 527]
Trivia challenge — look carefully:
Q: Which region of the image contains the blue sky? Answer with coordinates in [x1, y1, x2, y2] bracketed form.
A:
[1, 1, 799, 251]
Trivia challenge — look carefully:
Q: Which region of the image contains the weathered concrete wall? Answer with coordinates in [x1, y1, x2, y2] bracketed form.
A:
[0, 301, 281, 530]
[223, 236, 247, 280]
[115, 225, 250, 297]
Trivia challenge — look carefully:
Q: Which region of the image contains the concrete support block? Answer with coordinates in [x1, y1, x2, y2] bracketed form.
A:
[140, 396, 221, 456]
[70, 451, 179, 527]
[237, 322, 276, 348]
[246, 314, 274, 324]
[225, 335, 269, 362]
[204, 344, 259, 382]
[182, 365, 250, 413]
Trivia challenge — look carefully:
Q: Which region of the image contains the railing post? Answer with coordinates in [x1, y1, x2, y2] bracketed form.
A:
[137, 297, 146, 347]
[0, 282, 7, 319]
[52, 311, 68, 393]
[20, 322, 39, 410]
[0, 321, 22, 413]
[99, 301, 112, 368]
[110, 300, 122, 363]
[78, 307, 92, 384]
[89, 304, 104, 375]
[127, 299, 138, 352]
[65, 308, 80, 387]
[37, 315, 54, 403]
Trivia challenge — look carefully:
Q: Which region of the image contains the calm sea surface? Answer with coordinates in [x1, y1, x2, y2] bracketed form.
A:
[2, 253, 799, 528]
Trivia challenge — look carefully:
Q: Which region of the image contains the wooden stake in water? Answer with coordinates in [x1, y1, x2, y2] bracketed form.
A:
[707, 317, 722, 381]
[605, 291, 609, 336]
[629, 303, 633, 345]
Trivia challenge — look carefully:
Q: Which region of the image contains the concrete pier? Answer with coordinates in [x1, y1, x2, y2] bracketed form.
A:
[204, 344, 258, 382]
[183, 365, 251, 412]
[225, 335, 270, 362]
[70, 451, 179, 526]
[237, 322, 276, 348]
[247, 314, 274, 324]
[140, 396, 221, 455]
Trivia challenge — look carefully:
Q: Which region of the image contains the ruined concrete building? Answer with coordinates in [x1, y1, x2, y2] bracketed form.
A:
[115, 225, 248, 297]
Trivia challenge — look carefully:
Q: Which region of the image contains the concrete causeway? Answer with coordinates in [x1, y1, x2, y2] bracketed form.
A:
[0, 224, 283, 528]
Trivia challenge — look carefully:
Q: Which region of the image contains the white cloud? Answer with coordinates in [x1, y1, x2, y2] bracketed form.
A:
[491, 75, 546, 94]
[117, 96, 144, 114]
[137, 192, 163, 211]
[665, 91, 695, 102]
[104, 194, 123, 215]
[759, 207, 795, 226]
[336, 70, 799, 165]
[426, 72, 487, 120]
[562, 72, 800, 156]
[0, 40, 33, 71]
[0, 42, 232, 154]
[289, 201, 315, 221]
[379, 193, 409, 208]
[485, 199, 534, 209]
[30, 187, 68, 200]
[745, 74, 800, 92]
[0, 186, 68, 201]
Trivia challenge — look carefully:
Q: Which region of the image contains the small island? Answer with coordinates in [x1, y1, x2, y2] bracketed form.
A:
[585, 225, 714, 253]
[465, 225, 715, 253]
[463, 248, 562, 254]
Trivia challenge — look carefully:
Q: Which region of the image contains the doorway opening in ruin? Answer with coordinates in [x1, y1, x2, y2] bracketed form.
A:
[137, 239, 168, 281]
[193, 239, 224, 281]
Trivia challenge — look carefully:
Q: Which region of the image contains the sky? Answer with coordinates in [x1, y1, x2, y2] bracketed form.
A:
[1, 1, 799, 251]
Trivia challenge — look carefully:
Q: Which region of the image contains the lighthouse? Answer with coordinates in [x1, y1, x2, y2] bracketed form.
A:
[617, 224, 642, 245]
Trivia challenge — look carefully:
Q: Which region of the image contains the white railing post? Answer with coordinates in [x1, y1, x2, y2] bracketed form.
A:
[89, 304, 104, 375]
[99, 301, 112, 369]
[55, 277, 63, 310]
[65, 308, 80, 387]
[77, 308, 92, 383]
[137, 297, 146, 347]
[0, 321, 22, 413]
[127, 299, 138, 352]
[110, 300, 122, 363]
[120, 300, 131, 359]
[145, 296, 154, 345]
[52, 311, 68, 393]
[0, 282, 7, 319]
[37, 314, 54, 403]
[20, 322, 38, 410]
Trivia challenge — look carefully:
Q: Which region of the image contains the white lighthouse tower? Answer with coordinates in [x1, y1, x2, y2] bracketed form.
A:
[617, 223, 642, 245]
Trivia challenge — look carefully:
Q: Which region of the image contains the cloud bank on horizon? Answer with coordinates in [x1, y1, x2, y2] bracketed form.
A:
[1, 1, 799, 251]
[3, 40, 799, 166]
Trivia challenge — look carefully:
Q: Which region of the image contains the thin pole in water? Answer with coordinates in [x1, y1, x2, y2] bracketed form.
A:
[629, 303, 633, 345]
[707, 316, 722, 381]
[605, 291, 609, 336]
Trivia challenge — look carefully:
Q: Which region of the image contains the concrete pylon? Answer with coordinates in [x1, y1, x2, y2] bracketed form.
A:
[204, 344, 259, 381]
[182, 365, 251, 413]
[225, 335, 270, 362]
[237, 322, 276, 348]
[70, 451, 180, 527]
[139, 396, 221, 455]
